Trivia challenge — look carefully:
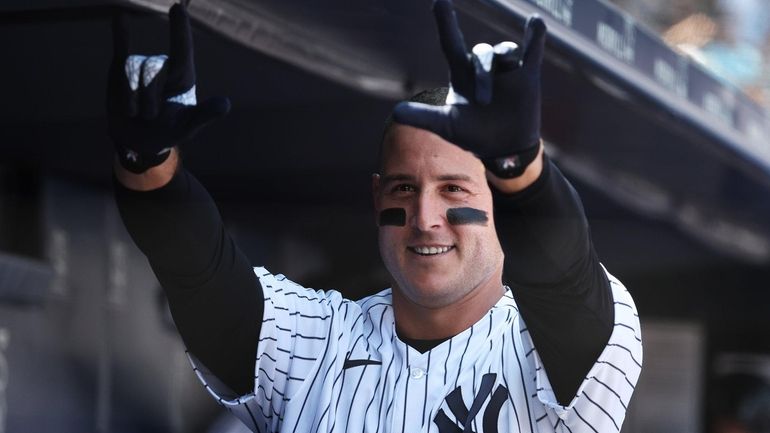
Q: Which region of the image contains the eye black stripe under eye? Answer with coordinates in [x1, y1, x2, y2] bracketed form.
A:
[447, 207, 488, 225]
[379, 208, 406, 226]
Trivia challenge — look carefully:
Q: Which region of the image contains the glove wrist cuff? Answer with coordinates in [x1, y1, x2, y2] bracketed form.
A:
[482, 140, 540, 179]
[116, 146, 172, 174]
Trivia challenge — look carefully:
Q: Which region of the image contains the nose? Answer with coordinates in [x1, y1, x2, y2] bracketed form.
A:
[411, 191, 445, 231]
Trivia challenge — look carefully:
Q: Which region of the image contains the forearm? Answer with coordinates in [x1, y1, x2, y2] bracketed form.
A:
[115, 162, 229, 278]
[114, 163, 261, 396]
[493, 153, 595, 287]
[492, 154, 614, 404]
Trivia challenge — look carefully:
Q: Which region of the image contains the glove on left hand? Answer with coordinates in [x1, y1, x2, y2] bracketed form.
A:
[107, 3, 230, 173]
[393, 0, 546, 178]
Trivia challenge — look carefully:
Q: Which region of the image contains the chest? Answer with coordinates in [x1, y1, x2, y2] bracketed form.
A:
[321, 324, 548, 433]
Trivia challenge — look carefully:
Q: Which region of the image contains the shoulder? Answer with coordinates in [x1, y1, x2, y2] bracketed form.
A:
[356, 288, 394, 314]
[253, 267, 393, 320]
[252, 266, 355, 320]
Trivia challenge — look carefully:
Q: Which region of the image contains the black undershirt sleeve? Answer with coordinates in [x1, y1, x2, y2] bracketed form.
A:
[114, 168, 262, 396]
[493, 155, 614, 405]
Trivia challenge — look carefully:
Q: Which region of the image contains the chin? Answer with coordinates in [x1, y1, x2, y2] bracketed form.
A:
[398, 275, 466, 308]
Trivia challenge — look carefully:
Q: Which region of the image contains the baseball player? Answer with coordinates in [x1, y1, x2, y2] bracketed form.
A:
[110, 2, 642, 433]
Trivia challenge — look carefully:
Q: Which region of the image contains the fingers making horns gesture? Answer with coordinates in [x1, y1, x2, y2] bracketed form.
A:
[107, 3, 230, 173]
[106, 0, 546, 178]
[394, 0, 547, 179]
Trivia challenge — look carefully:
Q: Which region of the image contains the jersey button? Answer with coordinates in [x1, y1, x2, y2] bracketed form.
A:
[410, 367, 425, 379]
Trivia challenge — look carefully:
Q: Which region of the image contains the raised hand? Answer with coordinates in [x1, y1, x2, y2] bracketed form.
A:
[393, 0, 546, 178]
[107, 3, 230, 173]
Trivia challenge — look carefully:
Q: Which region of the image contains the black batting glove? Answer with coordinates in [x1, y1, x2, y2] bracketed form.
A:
[393, 0, 546, 179]
[107, 3, 230, 173]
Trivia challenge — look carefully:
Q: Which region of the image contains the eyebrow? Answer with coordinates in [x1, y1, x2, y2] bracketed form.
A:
[381, 173, 474, 184]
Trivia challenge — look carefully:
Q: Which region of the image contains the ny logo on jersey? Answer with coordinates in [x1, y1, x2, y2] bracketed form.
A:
[433, 373, 509, 433]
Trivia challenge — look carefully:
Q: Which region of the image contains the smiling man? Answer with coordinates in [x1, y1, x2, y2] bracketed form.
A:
[110, 2, 641, 433]
[375, 123, 508, 338]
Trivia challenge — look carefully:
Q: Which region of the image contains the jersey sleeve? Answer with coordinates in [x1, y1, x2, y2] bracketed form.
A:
[526, 271, 642, 432]
[189, 267, 361, 433]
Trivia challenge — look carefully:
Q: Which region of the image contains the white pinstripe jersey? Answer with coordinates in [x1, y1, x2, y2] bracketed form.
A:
[190, 266, 642, 433]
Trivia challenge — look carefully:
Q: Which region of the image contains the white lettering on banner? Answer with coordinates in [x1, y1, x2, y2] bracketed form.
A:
[596, 18, 635, 63]
[740, 118, 770, 166]
[0, 328, 10, 433]
[654, 57, 688, 98]
[531, 0, 573, 26]
[703, 91, 735, 125]
[745, 119, 764, 144]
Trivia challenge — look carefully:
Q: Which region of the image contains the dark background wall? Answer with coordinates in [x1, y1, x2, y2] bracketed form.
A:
[2, 1, 770, 432]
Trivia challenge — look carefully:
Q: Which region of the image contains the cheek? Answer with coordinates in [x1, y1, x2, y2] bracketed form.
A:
[378, 225, 407, 255]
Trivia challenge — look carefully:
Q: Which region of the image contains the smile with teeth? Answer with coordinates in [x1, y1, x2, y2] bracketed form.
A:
[410, 246, 454, 256]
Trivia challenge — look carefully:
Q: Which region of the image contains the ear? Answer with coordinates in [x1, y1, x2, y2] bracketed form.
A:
[372, 173, 382, 212]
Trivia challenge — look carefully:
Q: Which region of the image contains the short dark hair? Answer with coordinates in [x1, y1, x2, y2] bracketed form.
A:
[378, 87, 449, 172]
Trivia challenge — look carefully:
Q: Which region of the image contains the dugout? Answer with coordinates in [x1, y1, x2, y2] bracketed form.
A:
[1, 0, 769, 431]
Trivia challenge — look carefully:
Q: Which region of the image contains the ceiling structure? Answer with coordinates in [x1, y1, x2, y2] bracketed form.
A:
[1, 0, 769, 269]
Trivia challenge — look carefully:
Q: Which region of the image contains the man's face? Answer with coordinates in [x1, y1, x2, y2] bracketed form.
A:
[373, 124, 504, 309]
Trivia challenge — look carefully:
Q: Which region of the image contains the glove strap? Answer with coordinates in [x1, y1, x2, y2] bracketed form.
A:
[482, 141, 540, 179]
[116, 146, 172, 174]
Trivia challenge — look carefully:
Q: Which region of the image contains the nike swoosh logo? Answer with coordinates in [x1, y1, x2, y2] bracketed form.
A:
[343, 359, 382, 369]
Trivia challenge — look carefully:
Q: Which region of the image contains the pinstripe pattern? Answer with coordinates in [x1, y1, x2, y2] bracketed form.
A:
[189, 267, 642, 433]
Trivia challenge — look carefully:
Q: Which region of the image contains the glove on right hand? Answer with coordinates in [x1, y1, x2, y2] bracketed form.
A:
[393, 0, 546, 179]
[107, 4, 230, 173]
